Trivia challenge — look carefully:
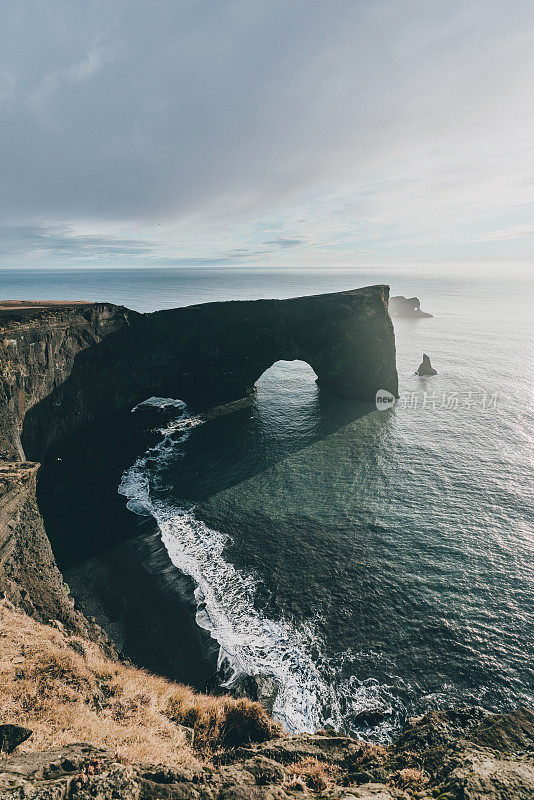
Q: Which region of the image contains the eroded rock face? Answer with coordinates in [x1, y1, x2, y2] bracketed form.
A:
[0, 709, 532, 799]
[0, 463, 116, 646]
[13, 286, 397, 462]
[0, 302, 136, 461]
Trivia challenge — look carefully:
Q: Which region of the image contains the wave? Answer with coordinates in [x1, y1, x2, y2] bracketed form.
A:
[119, 400, 404, 737]
[131, 396, 189, 412]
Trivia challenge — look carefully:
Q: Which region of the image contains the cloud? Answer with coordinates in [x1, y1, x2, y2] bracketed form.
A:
[263, 238, 305, 249]
[28, 44, 113, 113]
[472, 225, 534, 242]
[1, 1, 534, 266]
[0, 224, 155, 261]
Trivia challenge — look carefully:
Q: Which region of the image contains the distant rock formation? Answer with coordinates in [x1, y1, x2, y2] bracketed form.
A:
[416, 354, 437, 376]
[389, 296, 433, 318]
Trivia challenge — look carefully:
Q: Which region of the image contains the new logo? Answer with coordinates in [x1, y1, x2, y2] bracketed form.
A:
[375, 389, 396, 411]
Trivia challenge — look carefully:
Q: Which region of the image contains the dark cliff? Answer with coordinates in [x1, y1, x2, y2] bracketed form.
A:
[19, 285, 397, 462]
[0, 462, 112, 647]
[0, 286, 397, 631]
[0, 301, 137, 461]
[0, 302, 136, 640]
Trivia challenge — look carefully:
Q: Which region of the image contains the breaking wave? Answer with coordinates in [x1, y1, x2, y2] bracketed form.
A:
[119, 399, 403, 737]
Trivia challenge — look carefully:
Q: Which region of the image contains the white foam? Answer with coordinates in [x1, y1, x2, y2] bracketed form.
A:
[119, 398, 402, 735]
[131, 397, 188, 412]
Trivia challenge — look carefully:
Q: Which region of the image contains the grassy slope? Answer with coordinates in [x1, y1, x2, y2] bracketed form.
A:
[0, 600, 275, 765]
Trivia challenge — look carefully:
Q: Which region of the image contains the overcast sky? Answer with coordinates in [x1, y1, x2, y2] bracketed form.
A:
[1, 0, 534, 269]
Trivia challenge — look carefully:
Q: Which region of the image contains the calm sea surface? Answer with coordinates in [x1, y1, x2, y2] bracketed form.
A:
[3, 266, 533, 738]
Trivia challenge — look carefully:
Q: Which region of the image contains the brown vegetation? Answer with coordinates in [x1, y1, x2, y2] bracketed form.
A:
[167, 690, 275, 754]
[0, 601, 275, 765]
[393, 766, 429, 790]
[1, 600, 533, 799]
[283, 756, 341, 791]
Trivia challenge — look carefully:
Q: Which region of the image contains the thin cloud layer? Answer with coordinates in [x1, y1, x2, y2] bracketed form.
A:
[1, 0, 533, 266]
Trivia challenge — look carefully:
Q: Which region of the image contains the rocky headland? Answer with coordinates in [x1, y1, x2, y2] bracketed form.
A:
[389, 297, 433, 319]
[2, 286, 397, 464]
[0, 291, 532, 799]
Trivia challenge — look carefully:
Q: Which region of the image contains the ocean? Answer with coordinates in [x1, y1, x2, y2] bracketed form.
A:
[4, 265, 533, 739]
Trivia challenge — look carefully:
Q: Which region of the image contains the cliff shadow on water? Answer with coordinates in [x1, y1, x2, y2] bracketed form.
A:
[34, 384, 377, 694]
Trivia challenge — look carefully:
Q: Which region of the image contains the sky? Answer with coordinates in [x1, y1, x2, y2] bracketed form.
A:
[1, 0, 534, 270]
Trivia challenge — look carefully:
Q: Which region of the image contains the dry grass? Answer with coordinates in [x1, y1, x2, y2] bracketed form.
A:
[393, 767, 429, 790]
[355, 740, 388, 762]
[0, 601, 275, 765]
[284, 757, 341, 792]
[167, 691, 274, 754]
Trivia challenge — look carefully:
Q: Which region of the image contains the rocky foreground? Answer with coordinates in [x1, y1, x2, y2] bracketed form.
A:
[1, 708, 533, 799]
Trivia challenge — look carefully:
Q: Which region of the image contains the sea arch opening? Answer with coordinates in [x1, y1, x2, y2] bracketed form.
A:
[254, 360, 320, 436]
[256, 359, 318, 395]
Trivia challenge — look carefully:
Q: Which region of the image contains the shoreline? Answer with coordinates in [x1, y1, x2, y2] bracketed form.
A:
[35, 407, 220, 690]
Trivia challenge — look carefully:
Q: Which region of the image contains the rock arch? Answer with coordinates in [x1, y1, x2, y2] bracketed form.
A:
[18, 285, 398, 460]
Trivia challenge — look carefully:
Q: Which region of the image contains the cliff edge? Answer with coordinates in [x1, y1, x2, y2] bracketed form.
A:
[0, 301, 137, 461]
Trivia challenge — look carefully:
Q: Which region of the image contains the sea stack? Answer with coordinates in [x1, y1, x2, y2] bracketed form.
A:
[416, 354, 437, 376]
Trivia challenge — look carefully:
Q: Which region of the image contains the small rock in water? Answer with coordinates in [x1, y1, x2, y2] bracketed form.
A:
[416, 353, 437, 376]
[233, 674, 279, 714]
[0, 724, 32, 754]
[353, 707, 388, 726]
[254, 675, 279, 715]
